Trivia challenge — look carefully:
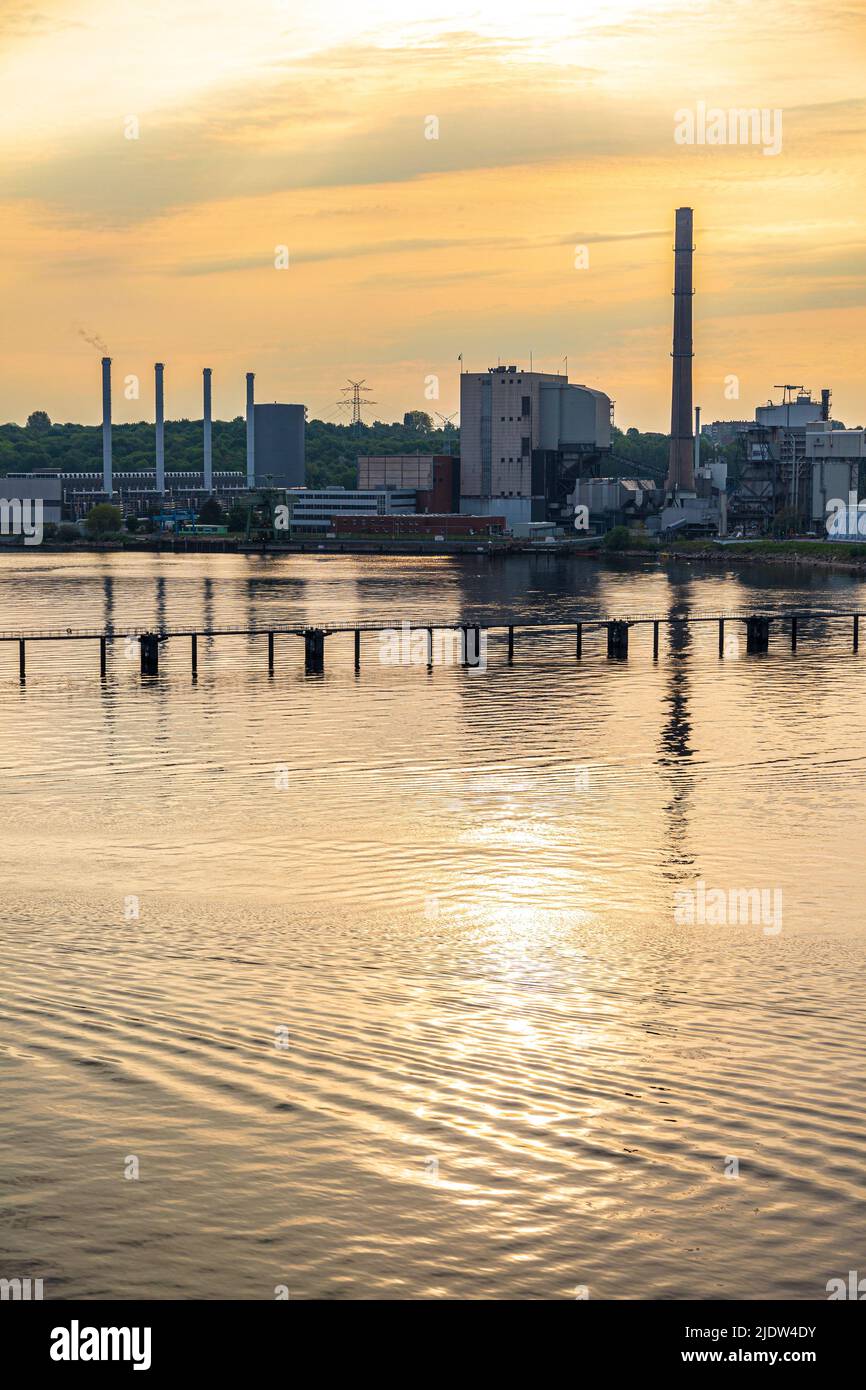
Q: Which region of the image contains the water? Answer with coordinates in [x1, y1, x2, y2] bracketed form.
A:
[1, 550, 864, 1300]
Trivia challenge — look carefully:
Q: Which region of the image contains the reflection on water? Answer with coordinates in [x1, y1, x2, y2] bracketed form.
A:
[0, 551, 864, 1299]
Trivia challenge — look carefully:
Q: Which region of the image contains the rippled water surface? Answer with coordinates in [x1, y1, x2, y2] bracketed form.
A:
[1, 550, 864, 1299]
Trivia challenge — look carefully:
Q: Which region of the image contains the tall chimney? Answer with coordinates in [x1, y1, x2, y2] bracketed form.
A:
[694, 404, 701, 478]
[245, 372, 255, 489]
[203, 368, 213, 493]
[101, 356, 113, 496]
[154, 362, 165, 495]
[666, 207, 695, 494]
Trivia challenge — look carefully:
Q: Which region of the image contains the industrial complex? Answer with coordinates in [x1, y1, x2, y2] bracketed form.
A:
[4, 205, 864, 545]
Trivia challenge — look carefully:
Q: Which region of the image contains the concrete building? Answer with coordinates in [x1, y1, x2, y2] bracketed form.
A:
[252, 404, 305, 487]
[0, 472, 62, 525]
[358, 454, 459, 513]
[459, 365, 611, 526]
[807, 424, 865, 535]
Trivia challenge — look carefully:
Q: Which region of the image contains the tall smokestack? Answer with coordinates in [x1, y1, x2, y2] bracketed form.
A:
[101, 356, 112, 496]
[203, 368, 213, 493]
[245, 372, 255, 489]
[694, 404, 701, 478]
[154, 362, 165, 496]
[666, 207, 695, 494]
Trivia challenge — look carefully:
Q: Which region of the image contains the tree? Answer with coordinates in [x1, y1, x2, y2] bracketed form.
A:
[403, 410, 433, 432]
[85, 503, 123, 538]
[198, 495, 223, 525]
[26, 410, 51, 433]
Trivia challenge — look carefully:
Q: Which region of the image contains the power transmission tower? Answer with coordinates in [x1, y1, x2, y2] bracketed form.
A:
[337, 379, 377, 431]
[436, 412, 457, 432]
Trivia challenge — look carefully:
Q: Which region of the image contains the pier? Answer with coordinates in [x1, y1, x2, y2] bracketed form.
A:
[0, 609, 864, 681]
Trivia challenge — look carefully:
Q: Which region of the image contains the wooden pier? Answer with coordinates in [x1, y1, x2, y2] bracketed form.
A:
[0, 609, 864, 681]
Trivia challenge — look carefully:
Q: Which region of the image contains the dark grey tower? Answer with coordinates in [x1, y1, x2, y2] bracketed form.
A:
[101, 356, 113, 496]
[666, 207, 695, 494]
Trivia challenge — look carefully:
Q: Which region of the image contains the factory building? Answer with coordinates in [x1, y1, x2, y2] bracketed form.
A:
[357, 455, 459, 513]
[59, 470, 250, 518]
[459, 366, 611, 526]
[252, 403, 305, 488]
[729, 389, 843, 530]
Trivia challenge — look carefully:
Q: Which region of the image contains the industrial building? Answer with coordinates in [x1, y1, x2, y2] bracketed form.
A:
[252, 403, 305, 487]
[0, 473, 62, 525]
[284, 487, 417, 537]
[728, 388, 847, 531]
[458, 366, 611, 526]
[357, 455, 459, 513]
[93, 358, 305, 504]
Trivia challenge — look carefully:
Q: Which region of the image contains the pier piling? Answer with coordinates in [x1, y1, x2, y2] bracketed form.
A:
[304, 628, 325, 675]
[575, 623, 582, 659]
[268, 631, 275, 674]
[354, 629, 361, 671]
[607, 621, 629, 659]
[746, 616, 770, 654]
[427, 628, 434, 669]
[791, 617, 798, 651]
[718, 619, 724, 658]
[18, 639, 25, 682]
[653, 621, 659, 660]
[191, 633, 197, 677]
[855, 616, 860, 653]
[508, 626, 514, 662]
[100, 637, 106, 676]
[139, 633, 160, 676]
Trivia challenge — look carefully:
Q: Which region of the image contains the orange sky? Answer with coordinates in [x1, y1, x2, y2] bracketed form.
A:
[1, 0, 865, 430]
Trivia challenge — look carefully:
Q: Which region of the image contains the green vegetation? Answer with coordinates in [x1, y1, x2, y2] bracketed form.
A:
[0, 413, 460, 489]
[85, 503, 123, 538]
[603, 525, 657, 551]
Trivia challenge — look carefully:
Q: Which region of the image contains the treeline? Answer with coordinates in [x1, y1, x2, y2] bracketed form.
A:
[0, 413, 459, 488]
[0, 412, 706, 488]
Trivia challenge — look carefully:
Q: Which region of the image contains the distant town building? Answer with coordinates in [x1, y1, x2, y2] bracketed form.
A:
[702, 420, 751, 445]
[459, 365, 611, 526]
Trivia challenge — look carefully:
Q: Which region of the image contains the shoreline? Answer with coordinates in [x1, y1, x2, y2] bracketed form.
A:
[3, 536, 866, 575]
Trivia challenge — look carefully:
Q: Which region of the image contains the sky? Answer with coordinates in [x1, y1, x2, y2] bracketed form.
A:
[1, 0, 865, 431]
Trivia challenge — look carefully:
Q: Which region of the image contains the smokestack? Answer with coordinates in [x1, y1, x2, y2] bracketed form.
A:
[203, 368, 213, 493]
[246, 372, 255, 489]
[694, 405, 701, 477]
[154, 363, 165, 496]
[101, 357, 112, 496]
[666, 207, 695, 494]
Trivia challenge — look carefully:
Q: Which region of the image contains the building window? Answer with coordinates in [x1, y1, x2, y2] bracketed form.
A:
[521, 396, 530, 415]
